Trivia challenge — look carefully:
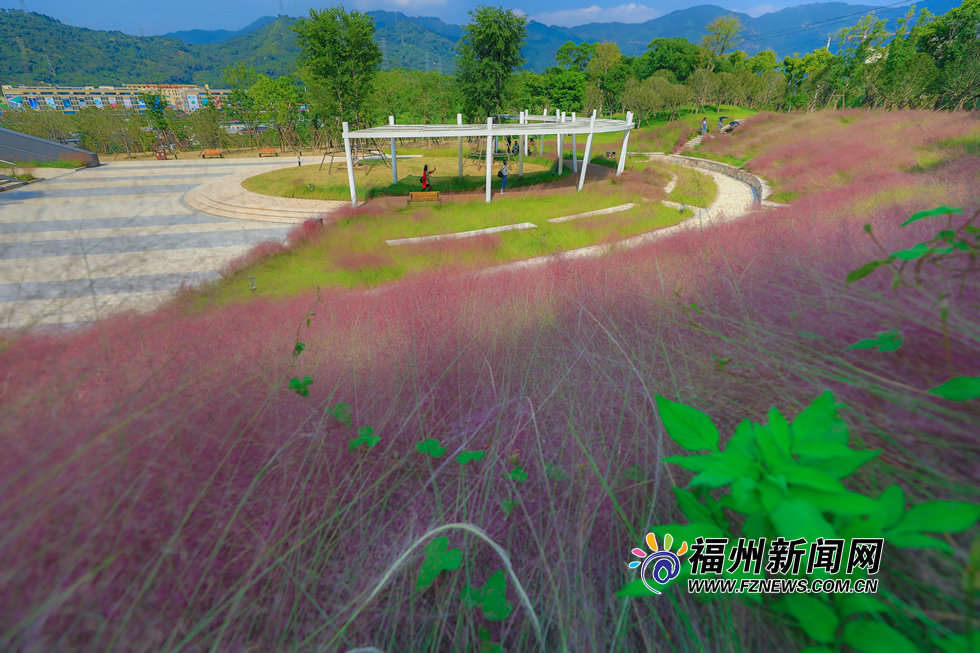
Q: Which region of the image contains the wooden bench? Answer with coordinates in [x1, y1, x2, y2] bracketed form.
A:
[201, 149, 222, 159]
[409, 191, 440, 203]
[258, 148, 279, 157]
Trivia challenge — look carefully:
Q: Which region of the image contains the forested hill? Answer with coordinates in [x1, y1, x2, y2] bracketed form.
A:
[0, 2, 949, 87]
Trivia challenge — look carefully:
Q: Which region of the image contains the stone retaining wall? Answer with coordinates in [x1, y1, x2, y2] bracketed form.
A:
[649, 153, 763, 205]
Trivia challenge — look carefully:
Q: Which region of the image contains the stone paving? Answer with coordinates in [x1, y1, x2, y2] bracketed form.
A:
[0, 158, 299, 330]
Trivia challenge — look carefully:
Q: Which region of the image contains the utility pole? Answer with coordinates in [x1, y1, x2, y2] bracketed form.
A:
[19, 0, 27, 11]
[381, 38, 390, 71]
[44, 53, 54, 77]
[279, 0, 284, 16]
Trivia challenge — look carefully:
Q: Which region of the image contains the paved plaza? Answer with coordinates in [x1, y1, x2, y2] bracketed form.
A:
[0, 158, 309, 330]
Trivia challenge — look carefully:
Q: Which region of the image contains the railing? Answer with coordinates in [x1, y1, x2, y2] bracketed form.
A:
[0, 159, 18, 183]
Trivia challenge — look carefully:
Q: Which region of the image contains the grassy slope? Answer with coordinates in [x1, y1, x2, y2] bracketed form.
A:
[3, 110, 978, 652]
[242, 155, 563, 201]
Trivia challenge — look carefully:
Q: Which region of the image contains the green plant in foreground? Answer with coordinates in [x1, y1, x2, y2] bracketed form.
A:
[619, 390, 980, 652]
[846, 206, 980, 401]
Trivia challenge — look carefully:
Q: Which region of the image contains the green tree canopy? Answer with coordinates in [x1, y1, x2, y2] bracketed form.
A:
[700, 15, 744, 61]
[556, 41, 596, 72]
[291, 5, 382, 125]
[455, 5, 529, 119]
[635, 37, 701, 81]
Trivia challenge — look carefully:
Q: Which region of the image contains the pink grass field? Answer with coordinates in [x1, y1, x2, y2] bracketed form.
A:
[1, 112, 979, 651]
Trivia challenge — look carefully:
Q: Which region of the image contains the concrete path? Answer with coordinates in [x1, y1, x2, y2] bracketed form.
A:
[0, 158, 301, 330]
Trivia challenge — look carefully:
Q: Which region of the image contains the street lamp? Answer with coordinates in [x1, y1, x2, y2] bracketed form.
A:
[248, 277, 257, 292]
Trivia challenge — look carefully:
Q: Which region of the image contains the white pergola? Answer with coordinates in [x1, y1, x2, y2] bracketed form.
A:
[340, 109, 635, 207]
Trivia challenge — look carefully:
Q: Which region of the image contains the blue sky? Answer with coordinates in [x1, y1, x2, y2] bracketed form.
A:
[3, 0, 898, 35]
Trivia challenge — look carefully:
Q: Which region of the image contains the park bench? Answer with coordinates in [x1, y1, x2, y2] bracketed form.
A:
[201, 149, 223, 159]
[258, 148, 279, 157]
[409, 191, 440, 203]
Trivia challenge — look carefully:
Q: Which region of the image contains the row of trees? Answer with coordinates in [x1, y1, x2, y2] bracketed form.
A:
[3, 2, 976, 155]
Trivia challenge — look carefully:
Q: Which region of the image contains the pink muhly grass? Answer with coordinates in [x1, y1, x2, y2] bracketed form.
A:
[1, 156, 978, 650]
[219, 240, 289, 277]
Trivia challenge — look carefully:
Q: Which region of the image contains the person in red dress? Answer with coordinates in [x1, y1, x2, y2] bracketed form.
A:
[421, 164, 437, 190]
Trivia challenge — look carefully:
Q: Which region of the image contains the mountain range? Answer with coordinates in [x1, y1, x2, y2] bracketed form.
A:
[0, 2, 946, 89]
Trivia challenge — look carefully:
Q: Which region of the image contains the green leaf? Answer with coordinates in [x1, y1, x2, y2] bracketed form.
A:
[416, 537, 462, 590]
[724, 476, 762, 514]
[794, 441, 880, 479]
[755, 422, 790, 469]
[288, 376, 313, 397]
[655, 394, 721, 452]
[664, 454, 715, 473]
[799, 648, 835, 653]
[837, 594, 889, 617]
[779, 464, 847, 493]
[892, 242, 952, 261]
[843, 620, 919, 653]
[416, 439, 445, 458]
[928, 376, 980, 401]
[617, 578, 660, 597]
[792, 391, 849, 446]
[797, 330, 823, 339]
[625, 465, 646, 482]
[846, 259, 890, 284]
[501, 500, 518, 517]
[687, 452, 758, 489]
[876, 485, 905, 529]
[771, 500, 836, 541]
[673, 487, 713, 524]
[845, 329, 903, 352]
[504, 466, 528, 482]
[461, 569, 513, 621]
[787, 487, 878, 515]
[456, 450, 486, 465]
[292, 341, 306, 357]
[326, 402, 352, 426]
[768, 408, 793, 457]
[780, 594, 839, 643]
[348, 426, 380, 451]
[900, 205, 963, 226]
[933, 632, 980, 653]
[885, 530, 955, 553]
[545, 463, 568, 481]
[890, 500, 980, 534]
[726, 420, 758, 460]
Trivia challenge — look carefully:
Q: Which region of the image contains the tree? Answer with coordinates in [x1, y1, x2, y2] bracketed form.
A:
[700, 15, 743, 62]
[556, 41, 596, 72]
[224, 63, 262, 149]
[745, 50, 778, 74]
[635, 37, 700, 81]
[586, 42, 631, 116]
[251, 74, 303, 151]
[455, 5, 529, 119]
[137, 92, 175, 149]
[547, 69, 586, 112]
[751, 69, 787, 108]
[186, 104, 227, 151]
[622, 77, 664, 126]
[76, 106, 145, 157]
[686, 67, 719, 112]
[291, 6, 382, 126]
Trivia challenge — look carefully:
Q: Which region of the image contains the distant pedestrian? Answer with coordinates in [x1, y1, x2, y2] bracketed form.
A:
[717, 117, 724, 133]
[421, 163, 436, 190]
[528, 136, 536, 154]
[499, 162, 510, 194]
[701, 117, 708, 136]
[512, 141, 519, 156]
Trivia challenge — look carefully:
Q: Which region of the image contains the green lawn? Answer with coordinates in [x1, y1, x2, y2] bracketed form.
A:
[196, 188, 693, 306]
[242, 155, 568, 201]
[628, 105, 759, 155]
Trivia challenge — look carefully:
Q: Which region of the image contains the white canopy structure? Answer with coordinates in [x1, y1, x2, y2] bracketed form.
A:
[340, 109, 635, 207]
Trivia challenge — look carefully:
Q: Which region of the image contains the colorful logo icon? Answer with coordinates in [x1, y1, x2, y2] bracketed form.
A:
[629, 532, 688, 594]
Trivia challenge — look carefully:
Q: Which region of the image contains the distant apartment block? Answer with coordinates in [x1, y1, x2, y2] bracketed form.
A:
[1, 83, 231, 114]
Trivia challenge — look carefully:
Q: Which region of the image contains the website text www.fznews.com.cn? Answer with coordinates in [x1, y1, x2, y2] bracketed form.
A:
[688, 577, 880, 594]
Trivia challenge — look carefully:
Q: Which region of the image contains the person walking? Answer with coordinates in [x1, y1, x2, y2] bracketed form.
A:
[421, 163, 436, 190]
[499, 162, 510, 194]
[717, 117, 724, 133]
[701, 117, 708, 136]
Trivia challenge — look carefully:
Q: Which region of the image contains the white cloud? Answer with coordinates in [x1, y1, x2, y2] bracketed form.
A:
[735, 4, 776, 17]
[529, 4, 661, 28]
[512, 8, 527, 16]
[352, 0, 446, 9]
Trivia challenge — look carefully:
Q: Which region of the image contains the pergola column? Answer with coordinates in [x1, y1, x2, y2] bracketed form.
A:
[557, 112, 565, 176]
[343, 121, 357, 208]
[540, 109, 547, 155]
[577, 110, 597, 192]
[457, 113, 463, 180]
[572, 112, 578, 173]
[388, 116, 397, 185]
[485, 117, 493, 203]
[617, 111, 633, 176]
[518, 111, 524, 177]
